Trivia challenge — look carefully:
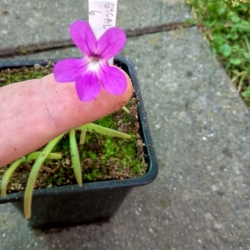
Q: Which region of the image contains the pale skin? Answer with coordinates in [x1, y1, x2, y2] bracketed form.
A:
[0, 67, 132, 167]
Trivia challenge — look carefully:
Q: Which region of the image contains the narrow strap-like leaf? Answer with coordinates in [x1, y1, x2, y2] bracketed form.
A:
[27, 152, 62, 161]
[77, 123, 131, 139]
[24, 134, 64, 219]
[69, 129, 82, 187]
[1, 157, 26, 198]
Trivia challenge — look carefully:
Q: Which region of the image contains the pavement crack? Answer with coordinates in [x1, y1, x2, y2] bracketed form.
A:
[0, 22, 195, 58]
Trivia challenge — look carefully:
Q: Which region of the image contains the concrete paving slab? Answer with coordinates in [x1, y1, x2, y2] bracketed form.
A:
[1, 26, 250, 249]
[123, 27, 250, 249]
[0, 0, 190, 53]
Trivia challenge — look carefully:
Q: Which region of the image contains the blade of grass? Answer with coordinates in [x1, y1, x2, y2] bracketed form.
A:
[237, 73, 247, 92]
[24, 133, 64, 219]
[69, 129, 82, 187]
[244, 36, 250, 53]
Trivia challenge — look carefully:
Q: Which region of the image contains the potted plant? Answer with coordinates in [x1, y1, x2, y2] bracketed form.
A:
[0, 20, 158, 228]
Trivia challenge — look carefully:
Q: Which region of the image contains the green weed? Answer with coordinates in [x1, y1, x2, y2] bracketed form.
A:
[186, 0, 250, 103]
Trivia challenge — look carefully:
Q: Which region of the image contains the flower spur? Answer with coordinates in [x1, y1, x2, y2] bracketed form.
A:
[53, 20, 127, 102]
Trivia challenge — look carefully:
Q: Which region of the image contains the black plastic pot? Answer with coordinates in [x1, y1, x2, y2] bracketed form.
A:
[0, 55, 158, 228]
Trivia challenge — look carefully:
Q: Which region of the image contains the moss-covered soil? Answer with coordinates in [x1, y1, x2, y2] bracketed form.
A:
[0, 62, 147, 193]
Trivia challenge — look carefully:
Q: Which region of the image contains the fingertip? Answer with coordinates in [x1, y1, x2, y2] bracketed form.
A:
[42, 66, 133, 130]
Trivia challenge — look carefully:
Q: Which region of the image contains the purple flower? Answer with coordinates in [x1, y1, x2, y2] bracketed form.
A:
[53, 20, 127, 102]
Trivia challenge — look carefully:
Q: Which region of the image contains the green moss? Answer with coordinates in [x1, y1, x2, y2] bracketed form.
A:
[0, 63, 53, 87]
[85, 134, 91, 144]
[95, 115, 116, 129]
[81, 151, 87, 160]
[122, 116, 130, 123]
[46, 168, 65, 186]
[83, 169, 101, 181]
[19, 45, 27, 54]
[88, 151, 97, 161]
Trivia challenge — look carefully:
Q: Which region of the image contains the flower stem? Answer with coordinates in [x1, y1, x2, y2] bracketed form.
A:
[69, 129, 82, 187]
[24, 134, 64, 219]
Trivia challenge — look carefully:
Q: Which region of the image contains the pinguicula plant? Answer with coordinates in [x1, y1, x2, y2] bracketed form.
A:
[1, 20, 132, 219]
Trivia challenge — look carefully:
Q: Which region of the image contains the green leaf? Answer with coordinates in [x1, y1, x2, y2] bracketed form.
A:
[230, 32, 239, 41]
[232, 45, 240, 52]
[230, 15, 240, 23]
[233, 24, 250, 32]
[219, 44, 232, 57]
[1, 157, 26, 198]
[229, 58, 241, 65]
[24, 134, 64, 219]
[212, 35, 225, 46]
[184, 18, 197, 26]
[26, 152, 62, 161]
[218, 7, 226, 15]
[206, 20, 216, 27]
[243, 52, 250, 61]
[69, 129, 82, 187]
[242, 86, 250, 98]
[77, 123, 131, 139]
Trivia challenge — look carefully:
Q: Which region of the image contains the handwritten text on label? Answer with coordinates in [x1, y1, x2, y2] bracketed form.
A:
[88, 1, 117, 35]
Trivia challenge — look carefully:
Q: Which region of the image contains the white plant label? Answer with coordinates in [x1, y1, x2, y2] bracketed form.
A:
[88, 0, 118, 39]
[88, 0, 118, 64]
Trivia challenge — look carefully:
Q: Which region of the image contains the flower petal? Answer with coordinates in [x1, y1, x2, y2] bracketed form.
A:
[70, 20, 97, 56]
[97, 27, 126, 59]
[53, 59, 87, 82]
[75, 72, 101, 101]
[99, 65, 127, 95]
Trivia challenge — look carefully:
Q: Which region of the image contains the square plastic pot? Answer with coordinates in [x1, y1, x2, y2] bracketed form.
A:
[0, 55, 158, 228]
